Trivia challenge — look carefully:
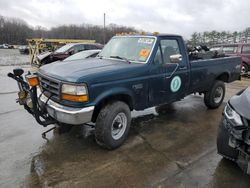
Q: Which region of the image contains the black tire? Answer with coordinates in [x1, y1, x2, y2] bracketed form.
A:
[95, 101, 131, 149]
[241, 63, 249, 73]
[204, 80, 225, 109]
[217, 120, 238, 160]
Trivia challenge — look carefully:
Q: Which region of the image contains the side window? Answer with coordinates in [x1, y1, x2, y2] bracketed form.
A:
[153, 39, 180, 65]
[84, 45, 91, 50]
[89, 45, 96, 50]
[72, 45, 81, 53]
[161, 39, 180, 64]
[79, 44, 86, 51]
[75, 44, 86, 53]
[242, 45, 250, 54]
[153, 45, 163, 64]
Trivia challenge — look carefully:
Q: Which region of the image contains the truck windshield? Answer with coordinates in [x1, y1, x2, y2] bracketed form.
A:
[98, 36, 155, 63]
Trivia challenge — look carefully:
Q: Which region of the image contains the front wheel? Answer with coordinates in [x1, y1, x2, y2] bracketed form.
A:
[95, 101, 131, 149]
[204, 80, 225, 109]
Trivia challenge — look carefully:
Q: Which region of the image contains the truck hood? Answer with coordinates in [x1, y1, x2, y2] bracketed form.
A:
[230, 86, 250, 119]
[38, 58, 145, 83]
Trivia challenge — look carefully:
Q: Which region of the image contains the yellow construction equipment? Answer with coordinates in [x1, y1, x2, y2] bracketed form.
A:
[27, 38, 96, 66]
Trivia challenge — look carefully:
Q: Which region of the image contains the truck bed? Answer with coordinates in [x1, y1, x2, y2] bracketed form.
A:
[189, 56, 241, 93]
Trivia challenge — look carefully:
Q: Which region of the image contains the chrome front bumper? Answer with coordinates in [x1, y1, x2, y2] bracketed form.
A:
[39, 94, 94, 125]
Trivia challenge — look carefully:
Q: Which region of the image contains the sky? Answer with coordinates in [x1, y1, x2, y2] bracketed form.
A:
[0, 0, 250, 38]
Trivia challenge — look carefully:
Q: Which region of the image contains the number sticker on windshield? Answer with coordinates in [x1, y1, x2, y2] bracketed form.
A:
[138, 38, 154, 44]
[139, 48, 150, 58]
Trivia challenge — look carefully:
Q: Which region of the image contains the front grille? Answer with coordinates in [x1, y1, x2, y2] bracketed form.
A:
[39, 74, 60, 99]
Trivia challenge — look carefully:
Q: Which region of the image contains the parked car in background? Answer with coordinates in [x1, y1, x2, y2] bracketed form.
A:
[19, 45, 29, 54]
[36, 43, 103, 66]
[0, 44, 14, 49]
[210, 43, 250, 73]
[217, 86, 250, 174]
[63, 49, 101, 61]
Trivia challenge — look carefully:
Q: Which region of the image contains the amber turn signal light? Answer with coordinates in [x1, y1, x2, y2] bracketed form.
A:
[26, 75, 39, 87]
[62, 94, 88, 102]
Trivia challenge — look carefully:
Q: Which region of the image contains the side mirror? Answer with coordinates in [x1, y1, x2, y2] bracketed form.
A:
[170, 54, 182, 64]
[13, 68, 24, 76]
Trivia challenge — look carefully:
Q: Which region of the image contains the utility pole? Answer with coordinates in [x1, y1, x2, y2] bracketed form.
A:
[103, 13, 106, 45]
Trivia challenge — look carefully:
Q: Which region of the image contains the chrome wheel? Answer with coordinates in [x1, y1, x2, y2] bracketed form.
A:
[214, 87, 223, 104]
[111, 112, 127, 140]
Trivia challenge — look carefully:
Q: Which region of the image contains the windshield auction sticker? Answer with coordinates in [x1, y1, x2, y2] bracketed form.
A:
[170, 76, 181, 92]
[138, 38, 154, 44]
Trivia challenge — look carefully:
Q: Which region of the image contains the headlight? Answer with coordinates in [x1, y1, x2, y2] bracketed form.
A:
[62, 84, 87, 95]
[61, 84, 88, 102]
[224, 103, 243, 125]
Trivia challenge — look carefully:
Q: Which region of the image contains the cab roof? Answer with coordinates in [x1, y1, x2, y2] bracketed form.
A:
[115, 32, 182, 38]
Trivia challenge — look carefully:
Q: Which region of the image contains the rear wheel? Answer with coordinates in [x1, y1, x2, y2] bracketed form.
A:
[217, 120, 238, 160]
[95, 101, 131, 149]
[241, 63, 249, 73]
[204, 80, 225, 109]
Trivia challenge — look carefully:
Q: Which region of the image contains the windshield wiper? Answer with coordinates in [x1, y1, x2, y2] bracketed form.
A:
[109, 56, 131, 64]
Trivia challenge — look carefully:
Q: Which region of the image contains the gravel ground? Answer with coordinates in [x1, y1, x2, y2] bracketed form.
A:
[0, 49, 29, 66]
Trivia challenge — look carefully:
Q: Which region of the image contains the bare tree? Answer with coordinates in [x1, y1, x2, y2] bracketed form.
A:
[0, 15, 137, 45]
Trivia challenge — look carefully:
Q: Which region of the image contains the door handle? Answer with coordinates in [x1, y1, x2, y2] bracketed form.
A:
[179, 66, 187, 70]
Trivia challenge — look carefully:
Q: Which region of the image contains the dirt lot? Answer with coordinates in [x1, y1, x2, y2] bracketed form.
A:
[0, 50, 250, 188]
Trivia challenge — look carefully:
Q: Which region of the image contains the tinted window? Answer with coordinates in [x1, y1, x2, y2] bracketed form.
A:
[242, 45, 250, 53]
[90, 44, 101, 49]
[83, 45, 90, 50]
[73, 44, 86, 53]
[90, 45, 97, 49]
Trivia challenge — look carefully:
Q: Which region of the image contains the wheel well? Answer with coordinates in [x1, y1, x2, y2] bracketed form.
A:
[91, 94, 133, 123]
[216, 73, 229, 82]
[242, 61, 249, 68]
